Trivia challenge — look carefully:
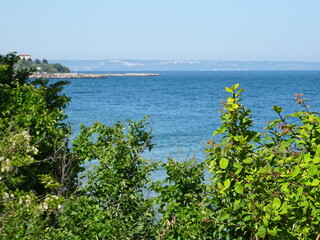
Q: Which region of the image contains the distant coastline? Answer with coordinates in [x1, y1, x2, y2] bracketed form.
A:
[54, 59, 320, 72]
[30, 72, 160, 79]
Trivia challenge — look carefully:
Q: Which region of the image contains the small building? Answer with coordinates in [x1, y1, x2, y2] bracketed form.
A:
[18, 54, 31, 60]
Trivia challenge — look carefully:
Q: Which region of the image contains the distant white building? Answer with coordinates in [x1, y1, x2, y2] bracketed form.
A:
[19, 54, 31, 60]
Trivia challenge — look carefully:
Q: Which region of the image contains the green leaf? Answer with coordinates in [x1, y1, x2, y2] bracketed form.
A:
[300, 201, 309, 207]
[224, 179, 231, 188]
[227, 97, 234, 103]
[281, 182, 289, 193]
[234, 83, 240, 90]
[219, 158, 229, 169]
[313, 157, 320, 164]
[243, 157, 252, 164]
[233, 162, 243, 174]
[279, 202, 289, 214]
[243, 215, 251, 222]
[310, 179, 320, 186]
[316, 145, 320, 156]
[262, 216, 269, 226]
[272, 198, 281, 209]
[279, 140, 293, 151]
[268, 228, 278, 236]
[308, 164, 317, 176]
[291, 166, 300, 178]
[297, 187, 303, 198]
[220, 212, 230, 221]
[300, 129, 309, 138]
[225, 87, 233, 93]
[257, 226, 266, 238]
[233, 199, 241, 210]
[272, 105, 283, 114]
[234, 182, 244, 194]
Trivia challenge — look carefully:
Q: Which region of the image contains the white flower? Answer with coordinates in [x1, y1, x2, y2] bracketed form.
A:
[3, 192, 9, 200]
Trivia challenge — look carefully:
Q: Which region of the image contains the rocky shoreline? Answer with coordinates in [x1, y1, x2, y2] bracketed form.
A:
[30, 73, 160, 79]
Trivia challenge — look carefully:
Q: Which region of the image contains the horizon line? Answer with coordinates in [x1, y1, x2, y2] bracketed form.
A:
[49, 59, 320, 63]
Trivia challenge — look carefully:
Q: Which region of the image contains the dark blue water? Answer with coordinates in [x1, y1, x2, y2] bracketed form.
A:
[60, 71, 320, 172]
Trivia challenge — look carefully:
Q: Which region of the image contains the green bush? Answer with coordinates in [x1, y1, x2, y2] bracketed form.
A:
[153, 158, 214, 239]
[55, 119, 158, 239]
[206, 84, 320, 239]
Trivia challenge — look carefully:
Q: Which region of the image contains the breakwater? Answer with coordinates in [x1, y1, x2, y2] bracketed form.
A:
[30, 73, 160, 79]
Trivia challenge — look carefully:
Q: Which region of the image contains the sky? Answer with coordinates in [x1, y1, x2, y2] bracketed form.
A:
[1, 0, 320, 61]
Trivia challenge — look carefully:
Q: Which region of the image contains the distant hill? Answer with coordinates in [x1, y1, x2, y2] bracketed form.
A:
[15, 58, 70, 73]
[52, 59, 320, 72]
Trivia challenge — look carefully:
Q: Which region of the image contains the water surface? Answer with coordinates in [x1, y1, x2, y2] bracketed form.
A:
[58, 71, 320, 174]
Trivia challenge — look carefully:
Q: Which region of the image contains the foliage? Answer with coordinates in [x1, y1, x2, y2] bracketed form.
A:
[1, 191, 51, 239]
[0, 53, 79, 239]
[206, 84, 320, 239]
[50, 119, 158, 239]
[0, 52, 77, 196]
[0, 53, 33, 86]
[14, 57, 70, 73]
[153, 158, 214, 239]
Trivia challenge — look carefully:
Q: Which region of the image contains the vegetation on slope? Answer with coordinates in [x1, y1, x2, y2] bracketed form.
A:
[14, 56, 70, 73]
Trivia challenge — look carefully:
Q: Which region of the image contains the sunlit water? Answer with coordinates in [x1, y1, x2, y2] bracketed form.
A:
[54, 71, 320, 180]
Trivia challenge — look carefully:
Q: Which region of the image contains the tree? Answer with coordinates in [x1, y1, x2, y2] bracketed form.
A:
[50, 119, 158, 239]
[0, 52, 81, 196]
[0, 52, 81, 238]
[0, 53, 32, 86]
[206, 84, 320, 239]
[52, 63, 70, 73]
[14, 56, 70, 74]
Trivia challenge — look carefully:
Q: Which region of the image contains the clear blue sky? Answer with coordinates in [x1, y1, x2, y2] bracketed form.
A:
[1, 0, 320, 61]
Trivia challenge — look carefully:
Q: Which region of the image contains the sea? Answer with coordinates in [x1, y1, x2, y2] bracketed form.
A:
[56, 71, 320, 180]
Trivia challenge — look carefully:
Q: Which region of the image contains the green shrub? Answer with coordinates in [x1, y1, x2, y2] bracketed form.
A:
[207, 84, 320, 239]
[51, 119, 158, 239]
[153, 158, 214, 239]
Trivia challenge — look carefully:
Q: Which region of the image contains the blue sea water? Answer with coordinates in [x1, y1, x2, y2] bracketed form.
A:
[58, 71, 320, 177]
